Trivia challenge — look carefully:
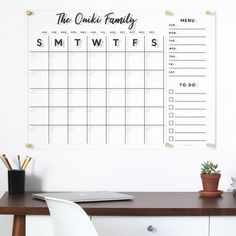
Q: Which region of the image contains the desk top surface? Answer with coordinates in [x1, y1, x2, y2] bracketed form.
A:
[1, 192, 236, 216]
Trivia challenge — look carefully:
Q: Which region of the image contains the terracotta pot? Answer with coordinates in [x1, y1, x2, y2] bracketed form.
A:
[201, 174, 221, 192]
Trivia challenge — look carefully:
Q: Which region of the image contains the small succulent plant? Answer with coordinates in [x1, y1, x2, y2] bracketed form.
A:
[201, 161, 221, 175]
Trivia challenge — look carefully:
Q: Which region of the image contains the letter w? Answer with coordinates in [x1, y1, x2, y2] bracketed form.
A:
[92, 39, 102, 46]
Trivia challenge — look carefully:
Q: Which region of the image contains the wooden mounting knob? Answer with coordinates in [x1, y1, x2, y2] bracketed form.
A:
[25, 143, 33, 149]
[26, 10, 33, 16]
[205, 10, 214, 16]
[165, 142, 174, 148]
[206, 143, 215, 148]
[165, 10, 174, 16]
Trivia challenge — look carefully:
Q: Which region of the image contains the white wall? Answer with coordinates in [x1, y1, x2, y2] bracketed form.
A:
[0, 0, 235, 235]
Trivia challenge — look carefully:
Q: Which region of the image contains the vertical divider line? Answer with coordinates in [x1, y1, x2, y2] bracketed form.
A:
[48, 35, 50, 144]
[67, 35, 70, 144]
[26, 16, 30, 145]
[163, 36, 165, 144]
[144, 36, 146, 144]
[86, 36, 89, 144]
[124, 36, 127, 144]
[105, 36, 108, 144]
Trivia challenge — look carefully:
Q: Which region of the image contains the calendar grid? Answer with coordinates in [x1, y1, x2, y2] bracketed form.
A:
[29, 34, 165, 145]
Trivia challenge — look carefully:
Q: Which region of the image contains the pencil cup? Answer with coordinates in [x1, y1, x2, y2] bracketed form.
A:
[8, 170, 25, 194]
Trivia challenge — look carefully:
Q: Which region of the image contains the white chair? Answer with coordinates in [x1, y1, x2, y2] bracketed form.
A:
[45, 197, 99, 236]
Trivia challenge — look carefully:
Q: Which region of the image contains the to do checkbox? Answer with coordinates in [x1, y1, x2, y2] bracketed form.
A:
[169, 128, 174, 133]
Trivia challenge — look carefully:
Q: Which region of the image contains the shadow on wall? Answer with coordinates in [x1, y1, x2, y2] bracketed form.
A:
[24, 158, 43, 191]
[25, 174, 43, 191]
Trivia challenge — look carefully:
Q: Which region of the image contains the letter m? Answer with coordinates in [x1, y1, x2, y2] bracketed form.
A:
[55, 39, 63, 46]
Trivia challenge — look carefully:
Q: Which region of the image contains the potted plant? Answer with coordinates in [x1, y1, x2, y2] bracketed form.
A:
[201, 161, 221, 192]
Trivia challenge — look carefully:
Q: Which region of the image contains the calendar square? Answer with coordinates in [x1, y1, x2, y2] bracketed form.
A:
[50, 90, 67, 106]
[107, 108, 125, 125]
[50, 71, 67, 88]
[50, 126, 68, 144]
[89, 90, 106, 106]
[29, 107, 48, 125]
[89, 126, 106, 144]
[145, 71, 163, 88]
[89, 71, 106, 88]
[145, 52, 163, 70]
[50, 52, 67, 70]
[127, 52, 144, 70]
[127, 71, 144, 88]
[145, 108, 163, 125]
[127, 107, 144, 125]
[70, 52, 87, 70]
[145, 126, 163, 144]
[70, 127, 87, 144]
[108, 89, 125, 106]
[29, 90, 48, 106]
[89, 108, 106, 125]
[145, 89, 163, 106]
[69, 108, 86, 125]
[127, 90, 144, 106]
[29, 52, 48, 70]
[50, 108, 67, 124]
[29, 71, 48, 88]
[126, 126, 144, 144]
[69, 89, 86, 106]
[28, 126, 48, 144]
[107, 126, 125, 144]
[108, 52, 125, 70]
[89, 53, 106, 70]
[70, 71, 87, 88]
[108, 71, 125, 88]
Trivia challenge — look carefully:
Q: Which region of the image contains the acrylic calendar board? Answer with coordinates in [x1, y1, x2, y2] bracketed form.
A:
[27, 10, 216, 148]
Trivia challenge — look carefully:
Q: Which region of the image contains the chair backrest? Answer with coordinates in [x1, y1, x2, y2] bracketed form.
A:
[45, 197, 99, 236]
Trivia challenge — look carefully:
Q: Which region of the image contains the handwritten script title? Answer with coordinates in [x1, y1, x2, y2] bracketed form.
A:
[56, 12, 138, 30]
